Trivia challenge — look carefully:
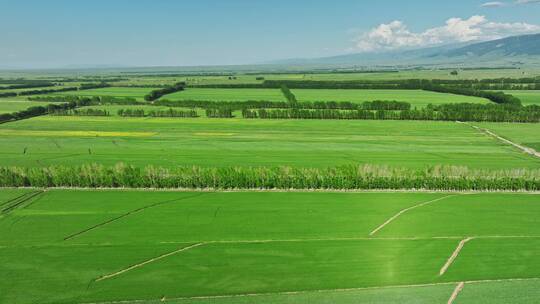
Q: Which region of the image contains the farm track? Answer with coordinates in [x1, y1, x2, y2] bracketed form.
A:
[447, 282, 465, 304]
[95, 243, 205, 282]
[63, 193, 207, 241]
[0, 190, 45, 215]
[77, 277, 540, 304]
[461, 121, 540, 159]
[439, 238, 474, 276]
[2, 235, 540, 249]
[369, 194, 459, 236]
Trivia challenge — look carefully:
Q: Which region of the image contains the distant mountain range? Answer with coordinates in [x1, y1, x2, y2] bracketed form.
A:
[271, 33, 540, 68]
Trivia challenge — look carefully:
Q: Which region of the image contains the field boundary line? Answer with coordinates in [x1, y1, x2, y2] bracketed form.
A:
[2, 186, 540, 194]
[447, 282, 464, 304]
[64, 193, 206, 241]
[370, 195, 458, 236]
[462, 122, 540, 159]
[4, 235, 540, 249]
[440, 237, 474, 276]
[77, 277, 540, 304]
[95, 243, 205, 282]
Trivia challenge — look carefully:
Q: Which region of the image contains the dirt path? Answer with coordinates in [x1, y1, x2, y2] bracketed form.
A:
[447, 282, 465, 304]
[460, 121, 540, 159]
[63, 193, 206, 241]
[369, 195, 458, 236]
[79, 277, 540, 304]
[95, 243, 205, 282]
[440, 237, 474, 276]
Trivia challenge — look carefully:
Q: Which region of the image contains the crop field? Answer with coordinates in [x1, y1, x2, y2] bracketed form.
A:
[0, 115, 537, 169]
[161, 88, 286, 102]
[476, 122, 540, 151]
[1, 190, 539, 304]
[292, 89, 490, 107]
[56, 87, 159, 101]
[503, 90, 540, 106]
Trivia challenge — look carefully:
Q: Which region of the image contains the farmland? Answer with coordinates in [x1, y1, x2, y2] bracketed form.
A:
[1, 190, 539, 304]
[161, 88, 286, 102]
[57, 87, 158, 101]
[292, 89, 490, 107]
[0, 69, 539, 304]
[0, 115, 537, 169]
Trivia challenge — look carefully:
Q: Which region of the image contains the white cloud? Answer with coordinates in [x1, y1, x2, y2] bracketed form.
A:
[353, 15, 540, 52]
[481, 1, 507, 7]
[516, 0, 540, 4]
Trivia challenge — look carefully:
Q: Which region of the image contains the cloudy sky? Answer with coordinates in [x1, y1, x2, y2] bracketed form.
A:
[1, 0, 539, 68]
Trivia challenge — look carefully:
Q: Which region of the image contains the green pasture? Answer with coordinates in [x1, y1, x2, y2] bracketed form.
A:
[0, 116, 537, 169]
[56, 87, 158, 101]
[161, 88, 286, 102]
[503, 90, 540, 106]
[292, 89, 490, 107]
[1, 190, 539, 303]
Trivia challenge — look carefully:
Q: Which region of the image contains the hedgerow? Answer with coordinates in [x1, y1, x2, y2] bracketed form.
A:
[0, 164, 538, 191]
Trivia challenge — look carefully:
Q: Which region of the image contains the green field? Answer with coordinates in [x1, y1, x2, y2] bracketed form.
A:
[0, 115, 537, 169]
[292, 89, 490, 107]
[503, 90, 540, 106]
[162, 88, 286, 102]
[1, 190, 539, 304]
[56, 87, 158, 101]
[0, 99, 58, 113]
[477, 122, 540, 151]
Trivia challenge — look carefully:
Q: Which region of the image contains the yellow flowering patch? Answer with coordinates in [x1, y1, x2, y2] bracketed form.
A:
[0, 129, 156, 137]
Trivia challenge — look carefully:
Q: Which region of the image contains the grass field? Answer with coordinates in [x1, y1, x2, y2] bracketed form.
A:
[56, 87, 158, 101]
[503, 90, 540, 106]
[161, 88, 286, 102]
[1, 190, 539, 304]
[292, 89, 490, 107]
[0, 115, 537, 169]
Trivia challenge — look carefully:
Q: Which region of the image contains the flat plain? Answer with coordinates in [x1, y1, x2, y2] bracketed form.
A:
[1, 190, 539, 304]
[161, 88, 286, 102]
[291, 89, 490, 108]
[0, 115, 538, 169]
[57, 87, 158, 101]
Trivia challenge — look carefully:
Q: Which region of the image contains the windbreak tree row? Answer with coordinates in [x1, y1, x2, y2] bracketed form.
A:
[144, 82, 186, 101]
[1, 163, 538, 191]
[242, 103, 540, 123]
[117, 108, 198, 118]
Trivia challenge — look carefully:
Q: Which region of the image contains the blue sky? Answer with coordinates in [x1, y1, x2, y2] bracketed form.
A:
[1, 0, 539, 68]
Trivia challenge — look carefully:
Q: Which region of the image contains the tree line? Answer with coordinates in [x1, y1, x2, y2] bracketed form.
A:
[117, 108, 198, 118]
[1, 163, 538, 191]
[421, 85, 522, 106]
[51, 108, 110, 117]
[155, 99, 411, 111]
[0, 99, 92, 124]
[242, 103, 540, 123]
[144, 82, 186, 101]
[281, 85, 297, 103]
[0, 82, 55, 90]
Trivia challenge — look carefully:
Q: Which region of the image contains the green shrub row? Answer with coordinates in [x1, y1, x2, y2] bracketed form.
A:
[144, 82, 186, 101]
[1, 164, 538, 191]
